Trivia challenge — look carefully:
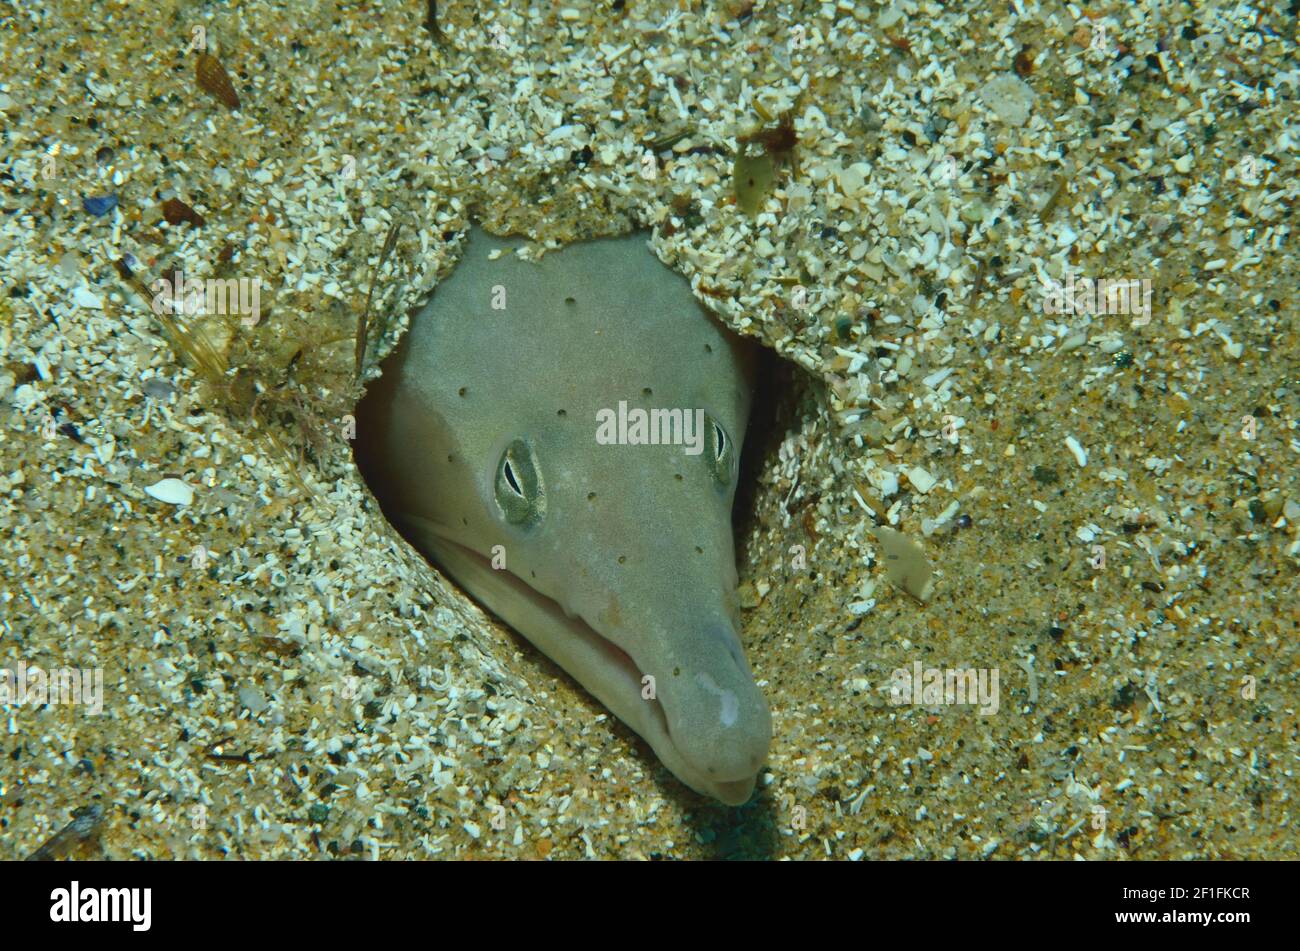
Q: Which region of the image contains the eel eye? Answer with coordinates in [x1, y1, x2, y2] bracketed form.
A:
[495, 439, 545, 525]
[706, 415, 734, 488]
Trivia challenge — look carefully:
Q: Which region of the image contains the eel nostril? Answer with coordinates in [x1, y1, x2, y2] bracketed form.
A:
[705, 621, 747, 671]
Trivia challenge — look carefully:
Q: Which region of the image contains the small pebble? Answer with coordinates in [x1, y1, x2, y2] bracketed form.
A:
[81, 194, 118, 217]
[238, 685, 268, 714]
[142, 377, 177, 400]
[72, 286, 103, 309]
[907, 465, 937, 494]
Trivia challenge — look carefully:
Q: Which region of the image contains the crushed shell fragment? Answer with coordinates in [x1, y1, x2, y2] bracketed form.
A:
[144, 478, 195, 506]
[196, 52, 240, 110]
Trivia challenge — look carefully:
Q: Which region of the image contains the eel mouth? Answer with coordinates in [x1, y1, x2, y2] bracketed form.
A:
[419, 533, 760, 805]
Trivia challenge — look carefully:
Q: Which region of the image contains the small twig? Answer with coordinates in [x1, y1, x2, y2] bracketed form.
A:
[355, 219, 403, 381]
[971, 256, 987, 301]
[1039, 174, 1070, 221]
[424, 0, 442, 41]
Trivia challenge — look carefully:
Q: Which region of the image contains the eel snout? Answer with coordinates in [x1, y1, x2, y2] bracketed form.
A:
[642, 618, 771, 804]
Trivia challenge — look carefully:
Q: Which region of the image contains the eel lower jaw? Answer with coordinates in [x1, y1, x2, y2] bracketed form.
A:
[411, 530, 760, 804]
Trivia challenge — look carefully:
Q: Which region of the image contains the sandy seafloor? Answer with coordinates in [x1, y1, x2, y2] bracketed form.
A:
[0, 0, 1296, 860]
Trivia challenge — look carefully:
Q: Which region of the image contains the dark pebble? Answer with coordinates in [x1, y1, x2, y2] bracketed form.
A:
[82, 194, 117, 217]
